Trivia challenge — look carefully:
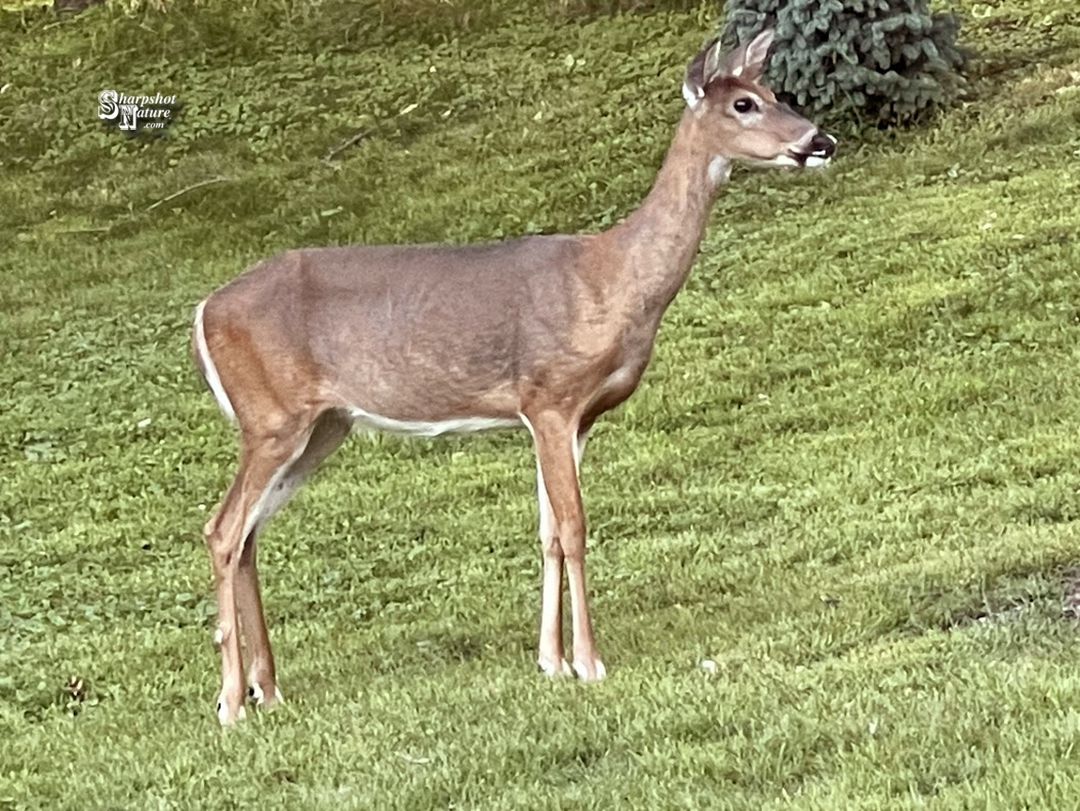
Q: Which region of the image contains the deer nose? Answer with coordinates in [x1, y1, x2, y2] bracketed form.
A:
[809, 132, 837, 158]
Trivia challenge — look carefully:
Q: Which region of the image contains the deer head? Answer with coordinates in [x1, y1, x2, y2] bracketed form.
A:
[682, 30, 836, 171]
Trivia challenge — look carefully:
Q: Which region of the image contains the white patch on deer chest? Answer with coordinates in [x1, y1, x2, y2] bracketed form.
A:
[347, 405, 521, 437]
[707, 157, 731, 186]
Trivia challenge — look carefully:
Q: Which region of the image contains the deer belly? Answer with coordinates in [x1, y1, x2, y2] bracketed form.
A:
[345, 405, 522, 437]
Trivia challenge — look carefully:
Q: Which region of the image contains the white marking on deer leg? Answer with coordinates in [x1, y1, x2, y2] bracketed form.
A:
[804, 155, 830, 168]
[537, 547, 566, 676]
[536, 459, 552, 543]
[213, 627, 224, 647]
[239, 437, 314, 543]
[193, 300, 236, 423]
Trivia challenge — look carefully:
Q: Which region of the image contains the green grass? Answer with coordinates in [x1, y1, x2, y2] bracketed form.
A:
[2, 0, 1080, 807]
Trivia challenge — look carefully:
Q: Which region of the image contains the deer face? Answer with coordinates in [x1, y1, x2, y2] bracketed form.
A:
[683, 31, 836, 171]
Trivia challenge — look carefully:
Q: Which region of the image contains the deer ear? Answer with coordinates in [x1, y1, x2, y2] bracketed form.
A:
[682, 37, 720, 109]
[702, 38, 726, 85]
[741, 28, 775, 79]
[715, 28, 775, 82]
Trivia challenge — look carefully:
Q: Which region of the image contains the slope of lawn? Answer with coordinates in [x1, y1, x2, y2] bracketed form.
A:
[1, 0, 1080, 807]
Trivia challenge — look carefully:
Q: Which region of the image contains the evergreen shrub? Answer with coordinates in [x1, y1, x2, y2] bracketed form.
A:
[721, 0, 967, 126]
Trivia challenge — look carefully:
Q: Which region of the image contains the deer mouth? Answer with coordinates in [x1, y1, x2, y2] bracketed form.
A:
[793, 132, 837, 168]
[795, 151, 832, 168]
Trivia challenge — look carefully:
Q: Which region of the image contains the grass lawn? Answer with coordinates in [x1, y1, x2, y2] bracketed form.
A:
[2, 0, 1080, 807]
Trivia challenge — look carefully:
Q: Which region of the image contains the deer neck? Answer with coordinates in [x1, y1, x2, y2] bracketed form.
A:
[602, 110, 727, 319]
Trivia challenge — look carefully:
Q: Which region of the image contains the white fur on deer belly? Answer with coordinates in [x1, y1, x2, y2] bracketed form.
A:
[347, 406, 521, 437]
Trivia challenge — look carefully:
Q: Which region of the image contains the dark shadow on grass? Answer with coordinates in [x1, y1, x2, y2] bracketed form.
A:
[903, 562, 1080, 635]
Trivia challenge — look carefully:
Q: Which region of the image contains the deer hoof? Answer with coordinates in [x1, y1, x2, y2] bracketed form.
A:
[248, 683, 284, 707]
[216, 695, 247, 725]
[538, 656, 573, 678]
[573, 658, 607, 682]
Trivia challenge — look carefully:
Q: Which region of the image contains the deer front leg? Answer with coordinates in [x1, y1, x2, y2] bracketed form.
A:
[535, 459, 571, 676]
[527, 411, 606, 682]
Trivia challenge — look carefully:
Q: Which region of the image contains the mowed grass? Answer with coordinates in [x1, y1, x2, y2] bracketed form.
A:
[2, 0, 1080, 807]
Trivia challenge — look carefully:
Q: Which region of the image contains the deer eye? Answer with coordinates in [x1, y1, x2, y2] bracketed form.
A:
[733, 97, 756, 114]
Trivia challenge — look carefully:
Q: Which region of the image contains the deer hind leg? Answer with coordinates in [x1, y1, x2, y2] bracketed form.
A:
[234, 410, 352, 711]
[525, 411, 605, 682]
[204, 414, 334, 725]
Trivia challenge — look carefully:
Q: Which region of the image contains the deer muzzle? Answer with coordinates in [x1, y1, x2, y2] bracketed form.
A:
[797, 131, 837, 168]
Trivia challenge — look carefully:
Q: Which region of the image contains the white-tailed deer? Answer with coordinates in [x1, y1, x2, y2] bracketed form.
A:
[193, 30, 835, 724]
